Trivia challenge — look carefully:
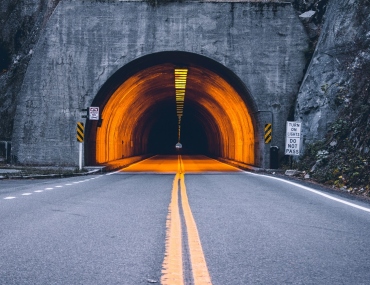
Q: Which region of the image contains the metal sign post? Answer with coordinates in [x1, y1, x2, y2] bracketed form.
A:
[76, 122, 84, 170]
[79, 143, 83, 171]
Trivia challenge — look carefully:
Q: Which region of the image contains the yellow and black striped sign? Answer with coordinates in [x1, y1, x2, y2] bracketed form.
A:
[264, 123, 272, 144]
[76, 122, 84, 142]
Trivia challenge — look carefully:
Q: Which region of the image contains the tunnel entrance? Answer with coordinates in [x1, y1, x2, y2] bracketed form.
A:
[85, 52, 258, 166]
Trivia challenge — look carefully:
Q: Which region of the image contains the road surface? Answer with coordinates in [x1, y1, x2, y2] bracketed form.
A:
[1, 155, 370, 284]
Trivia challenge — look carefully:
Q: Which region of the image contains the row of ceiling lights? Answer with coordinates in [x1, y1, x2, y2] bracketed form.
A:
[174, 68, 188, 145]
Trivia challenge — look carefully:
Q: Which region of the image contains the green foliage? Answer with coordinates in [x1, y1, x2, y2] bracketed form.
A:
[297, 122, 370, 195]
[320, 83, 328, 92]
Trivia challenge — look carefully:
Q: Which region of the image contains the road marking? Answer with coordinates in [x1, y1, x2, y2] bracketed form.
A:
[180, 172, 212, 285]
[245, 172, 370, 213]
[161, 155, 212, 285]
[2, 176, 98, 202]
[161, 173, 184, 285]
[106, 171, 120, 175]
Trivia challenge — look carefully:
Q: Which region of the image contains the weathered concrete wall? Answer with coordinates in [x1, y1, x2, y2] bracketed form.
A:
[11, 0, 308, 166]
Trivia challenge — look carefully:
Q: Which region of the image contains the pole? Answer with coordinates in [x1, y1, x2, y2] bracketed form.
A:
[76, 121, 85, 170]
[79, 142, 83, 171]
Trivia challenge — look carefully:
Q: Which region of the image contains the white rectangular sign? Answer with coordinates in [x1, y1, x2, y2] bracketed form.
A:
[285, 121, 301, 156]
[89, 107, 99, 120]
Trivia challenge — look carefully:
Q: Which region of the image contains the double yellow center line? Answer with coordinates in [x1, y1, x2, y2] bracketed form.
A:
[161, 155, 212, 285]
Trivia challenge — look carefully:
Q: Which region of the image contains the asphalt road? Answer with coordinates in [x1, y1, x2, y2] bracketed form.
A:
[1, 155, 370, 284]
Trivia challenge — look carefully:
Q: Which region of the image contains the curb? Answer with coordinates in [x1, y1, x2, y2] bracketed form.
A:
[0, 167, 104, 180]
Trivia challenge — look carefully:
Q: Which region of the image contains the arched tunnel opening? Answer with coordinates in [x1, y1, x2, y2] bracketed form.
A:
[85, 52, 258, 166]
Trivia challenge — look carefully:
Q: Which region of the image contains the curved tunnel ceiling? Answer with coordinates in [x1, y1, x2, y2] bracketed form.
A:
[90, 52, 256, 166]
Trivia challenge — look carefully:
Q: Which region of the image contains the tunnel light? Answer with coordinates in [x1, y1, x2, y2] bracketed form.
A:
[175, 69, 188, 73]
[175, 84, 186, 89]
[174, 68, 188, 142]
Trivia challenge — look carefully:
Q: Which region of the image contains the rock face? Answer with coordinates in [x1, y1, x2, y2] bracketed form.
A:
[295, 0, 370, 148]
[294, 0, 369, 191]
[0, 0, 61, 140]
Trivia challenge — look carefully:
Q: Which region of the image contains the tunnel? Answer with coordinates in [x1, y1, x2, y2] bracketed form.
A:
[85, 52, 258, 166]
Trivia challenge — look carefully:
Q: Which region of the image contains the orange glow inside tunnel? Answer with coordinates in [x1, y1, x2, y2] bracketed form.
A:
[119, 155, 242, 173]
[95, 63, 255, 165]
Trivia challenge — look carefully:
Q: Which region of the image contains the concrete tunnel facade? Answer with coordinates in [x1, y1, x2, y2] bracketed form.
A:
[11, 1, 308, 168]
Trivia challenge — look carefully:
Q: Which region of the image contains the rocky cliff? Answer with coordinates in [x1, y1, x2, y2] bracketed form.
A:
[0, 0, 61, 140]
[296, 0, 369, 144]
[294, 0, 370, 193]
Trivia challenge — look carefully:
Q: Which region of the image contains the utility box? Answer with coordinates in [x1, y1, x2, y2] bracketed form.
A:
[270, 146, 279, 169]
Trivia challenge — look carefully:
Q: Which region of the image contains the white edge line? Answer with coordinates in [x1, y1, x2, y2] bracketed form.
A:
[106, 170, 120, 175]
[244, 171, 370, 213]
[106, 156, 157, 175]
